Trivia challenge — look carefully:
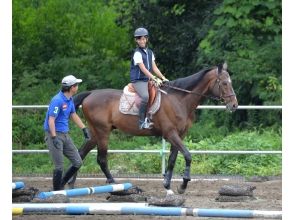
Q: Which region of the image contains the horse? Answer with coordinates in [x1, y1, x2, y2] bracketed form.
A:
[65, 62, 238, 194]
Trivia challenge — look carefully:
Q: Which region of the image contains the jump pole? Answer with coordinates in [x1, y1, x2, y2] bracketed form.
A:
[12, 203, 148, 215]
[12, 204, 282, 218]
[12, 181, 25, 190]
[122, 207, 281, 218]
[36, 183, 132, 199]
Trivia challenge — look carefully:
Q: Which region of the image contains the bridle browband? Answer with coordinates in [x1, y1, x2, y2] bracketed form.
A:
[161, 68, 236, 102]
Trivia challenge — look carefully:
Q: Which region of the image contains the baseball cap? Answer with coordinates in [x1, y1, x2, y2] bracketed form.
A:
[61, 75, 82, 87]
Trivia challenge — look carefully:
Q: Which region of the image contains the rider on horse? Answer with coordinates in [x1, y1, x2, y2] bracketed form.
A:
[130, 27, 169, 129]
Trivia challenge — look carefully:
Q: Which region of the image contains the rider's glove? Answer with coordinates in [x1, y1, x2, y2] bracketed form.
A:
[152, 76, 163, 87]
[82, 127, 91, 140]
[161, 76, 169, 82]
[52, 136, 63, 149]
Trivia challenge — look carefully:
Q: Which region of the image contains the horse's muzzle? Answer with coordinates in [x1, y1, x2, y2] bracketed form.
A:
[226, 101, 238, 112]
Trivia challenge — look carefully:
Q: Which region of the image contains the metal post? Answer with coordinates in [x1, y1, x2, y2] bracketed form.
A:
[161, 138, 166, 175]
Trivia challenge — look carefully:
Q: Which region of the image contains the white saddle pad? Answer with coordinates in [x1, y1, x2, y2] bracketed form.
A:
[119, 86, 161, 116]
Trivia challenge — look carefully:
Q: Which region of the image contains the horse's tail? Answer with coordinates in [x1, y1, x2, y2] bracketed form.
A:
[73, 91, 92, 111]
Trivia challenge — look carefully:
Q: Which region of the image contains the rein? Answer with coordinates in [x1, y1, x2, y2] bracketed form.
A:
[161, 83, 221, 101]
[161, 68, 236, 102]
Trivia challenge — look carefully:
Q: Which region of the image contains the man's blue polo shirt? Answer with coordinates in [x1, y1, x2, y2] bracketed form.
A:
[43, 91, 76, 133]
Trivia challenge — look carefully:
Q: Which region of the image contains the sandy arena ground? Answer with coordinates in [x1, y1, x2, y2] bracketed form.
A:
[12, 176, 282, 220]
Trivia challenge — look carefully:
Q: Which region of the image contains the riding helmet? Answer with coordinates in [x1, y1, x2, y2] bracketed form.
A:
[134, 27, 149, 37]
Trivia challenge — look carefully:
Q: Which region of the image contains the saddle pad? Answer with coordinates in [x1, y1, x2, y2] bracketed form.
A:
[119, 86, 161, 116]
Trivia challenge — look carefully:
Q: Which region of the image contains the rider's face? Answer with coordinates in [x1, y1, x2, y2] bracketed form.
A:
[135, 36, 148, 48]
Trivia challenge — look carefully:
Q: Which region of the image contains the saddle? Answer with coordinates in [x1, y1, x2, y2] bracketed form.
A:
[119, 81, 161, 116]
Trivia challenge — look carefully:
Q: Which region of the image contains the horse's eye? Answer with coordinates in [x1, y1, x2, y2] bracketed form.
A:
[222, 81, 228, 86]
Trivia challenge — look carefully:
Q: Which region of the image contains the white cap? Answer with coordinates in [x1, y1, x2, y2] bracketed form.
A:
[61, 75, 82, 87]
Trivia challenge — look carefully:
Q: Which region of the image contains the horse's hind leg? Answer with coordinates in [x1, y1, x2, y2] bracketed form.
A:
[96, 134, 115, 184]
[163, 145, 178, 191]
[66, 139, 97, 189]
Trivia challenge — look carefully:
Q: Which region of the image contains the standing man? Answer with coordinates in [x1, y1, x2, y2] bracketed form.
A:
[43, 75, 91, 190]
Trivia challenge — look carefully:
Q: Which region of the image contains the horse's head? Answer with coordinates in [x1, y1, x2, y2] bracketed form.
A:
[210, 63, 238, 112]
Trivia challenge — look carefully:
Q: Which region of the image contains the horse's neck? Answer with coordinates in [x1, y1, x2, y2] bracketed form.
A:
[183, 70, 215, 110]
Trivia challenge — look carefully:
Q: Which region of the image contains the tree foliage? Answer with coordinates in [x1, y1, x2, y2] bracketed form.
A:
[12, 0, 281, 147]
[13, 0, 131, 104]
[197, 0, 281, 105]
[110, 0, 281, 128]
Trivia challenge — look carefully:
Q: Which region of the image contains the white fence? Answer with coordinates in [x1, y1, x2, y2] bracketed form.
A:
[12, 105, 282, 174]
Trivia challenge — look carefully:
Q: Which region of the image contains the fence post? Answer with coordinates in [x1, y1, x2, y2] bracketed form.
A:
[161, 138, 166, 175]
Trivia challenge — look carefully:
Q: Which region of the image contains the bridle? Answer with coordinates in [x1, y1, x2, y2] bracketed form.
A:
[211, 68, 236, 102]
[161, 68, 236, 103]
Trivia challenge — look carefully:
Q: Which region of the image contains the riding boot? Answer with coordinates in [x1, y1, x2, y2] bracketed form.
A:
[52, 169, 63, 191]
[138, 102, 153, 129]
[61, 166, 79, 188]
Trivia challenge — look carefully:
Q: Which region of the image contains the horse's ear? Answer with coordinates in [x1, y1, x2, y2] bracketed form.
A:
[223, 62, 228, 71]
[217, 63, 222, 73]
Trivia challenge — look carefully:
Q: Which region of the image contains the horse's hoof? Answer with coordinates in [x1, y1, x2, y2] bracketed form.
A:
[163, 179, 170, 190]
[106, 179, 116, 184]
[166, 189, 174, 195]
[177, 185, 186, 194]
[67, 183, 75, 189]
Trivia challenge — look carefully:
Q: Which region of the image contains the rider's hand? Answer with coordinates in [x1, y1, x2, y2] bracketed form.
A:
[161, 76, 169, 82]
[52, 136, 63, 149]
[152, 76, 163, 87]
[82, 127, 91, 140]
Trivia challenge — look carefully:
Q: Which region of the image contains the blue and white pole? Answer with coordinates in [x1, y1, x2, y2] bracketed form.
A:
[36, 183, 132, 199]
[121, 207, 282, 218]
[12, 203, 282, 218]
[12, 182, 25, 190]
[12, 203, 148, 215]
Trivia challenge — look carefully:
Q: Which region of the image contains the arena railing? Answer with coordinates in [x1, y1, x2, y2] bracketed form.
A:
[12, 105, 282, 174]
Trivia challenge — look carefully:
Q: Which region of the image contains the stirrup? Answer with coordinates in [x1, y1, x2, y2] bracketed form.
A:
[139, 118, 154, 129]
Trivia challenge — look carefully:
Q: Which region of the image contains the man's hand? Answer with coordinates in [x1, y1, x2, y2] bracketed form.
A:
[52, 136, 63, 149]
[82, 127, 91, 140]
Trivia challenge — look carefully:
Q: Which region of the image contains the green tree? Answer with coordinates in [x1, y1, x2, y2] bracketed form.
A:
[196, 0, 281, 128]
[111, 0, 222, 78]
[13, 0, 131, 104]
[197, 0, 281, 105]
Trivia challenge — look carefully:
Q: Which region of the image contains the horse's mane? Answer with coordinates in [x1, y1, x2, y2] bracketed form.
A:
[164, 67, 214, 94]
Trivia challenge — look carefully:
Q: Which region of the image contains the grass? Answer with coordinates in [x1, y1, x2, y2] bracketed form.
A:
[12, 127, 282, 177]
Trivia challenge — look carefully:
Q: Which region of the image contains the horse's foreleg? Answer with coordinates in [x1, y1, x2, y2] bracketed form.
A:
[67, 140, 96, 189]
[97, 147, 115, 184]
[163, 146, 178, 190]
[177, 145, 192, 194]
[166, 130, 192, 194]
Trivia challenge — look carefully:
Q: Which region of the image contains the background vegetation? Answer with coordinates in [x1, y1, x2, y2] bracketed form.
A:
[12, 0, 281, 177]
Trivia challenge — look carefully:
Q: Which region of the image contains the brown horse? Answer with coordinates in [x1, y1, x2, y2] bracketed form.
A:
[66, 63, 238, 194]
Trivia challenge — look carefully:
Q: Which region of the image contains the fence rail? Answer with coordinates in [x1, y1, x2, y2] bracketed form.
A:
[12, 105, 282, 174]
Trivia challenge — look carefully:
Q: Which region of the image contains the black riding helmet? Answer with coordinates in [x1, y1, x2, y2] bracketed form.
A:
[134, 27, 148, 38]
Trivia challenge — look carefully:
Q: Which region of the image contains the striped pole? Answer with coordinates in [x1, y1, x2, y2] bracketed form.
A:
[122, 207, 282, 218]
[36, 183, 132, 199]
[12, 204, 282, 218]
[12, 203, 148, 215]
[12, 181, 25, 190]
